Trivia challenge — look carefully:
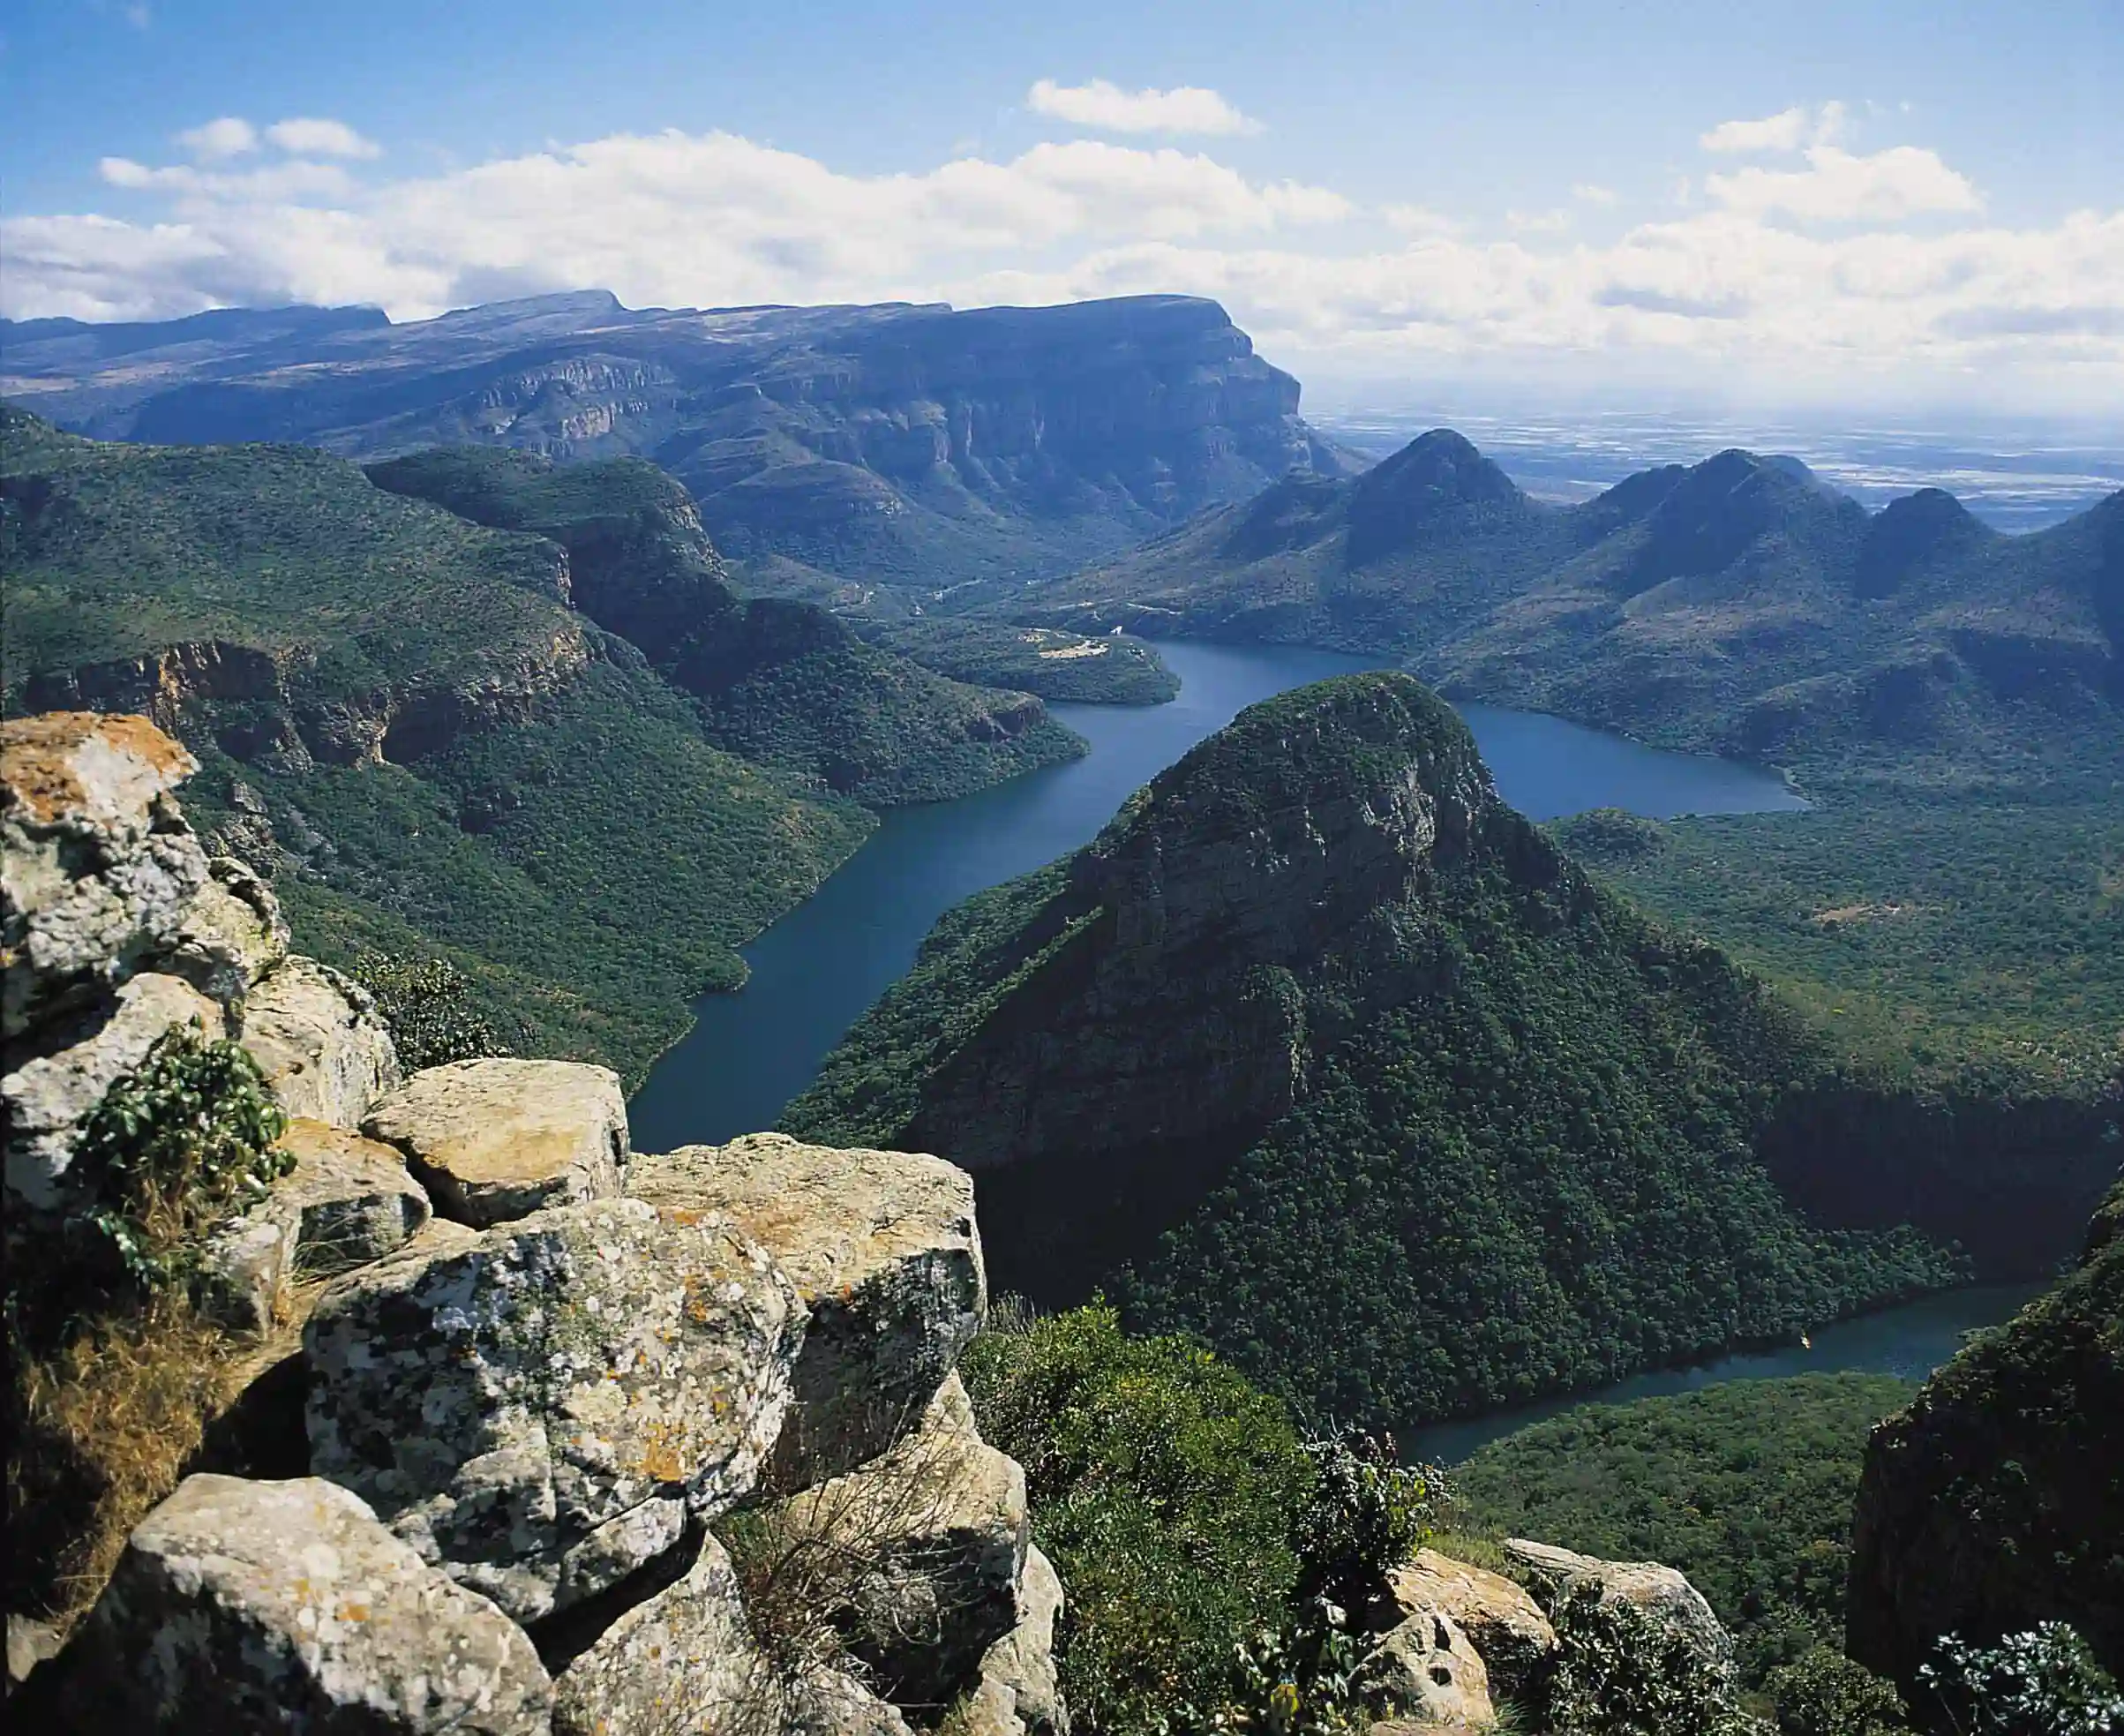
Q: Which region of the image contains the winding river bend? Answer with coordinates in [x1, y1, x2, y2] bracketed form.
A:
[631, 643, 2017, 1441]
[631, 642, 1805, 1149]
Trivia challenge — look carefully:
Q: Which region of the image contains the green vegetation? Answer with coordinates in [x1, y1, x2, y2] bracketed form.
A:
[1452, 1373, 1915, 1684]
[364, 446, 1087, 806]
[346, 954, 502, 1071]
[855, 620, 1179, 705]
[1544, 1578, 1750, 1735]
[962, 1304, 1437, 1736]
[1915, 1625, 2124, 1735]
[792, 674, 1964, 1432]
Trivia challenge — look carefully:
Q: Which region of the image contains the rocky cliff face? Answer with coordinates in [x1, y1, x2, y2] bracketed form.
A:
[1847, 1176, 2124, 1688]
[5, 712, 1069, 1734]
[5, 292, 1352, 592]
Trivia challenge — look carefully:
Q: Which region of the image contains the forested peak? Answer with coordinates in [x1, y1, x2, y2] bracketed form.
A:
[1353, 427, 1528, 515]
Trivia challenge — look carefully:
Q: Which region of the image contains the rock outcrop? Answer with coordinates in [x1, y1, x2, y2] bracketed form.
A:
[54, 1474, 552, 1734]
[362, 1057, 627, 1228]
[243, 955, 401, 1126]
[628, 1132, 986, 1481]
[1847, 1176, 2124, 1686]
[1390, 1550, 1556, 1708]
[1357, 1603, 1496, 1727]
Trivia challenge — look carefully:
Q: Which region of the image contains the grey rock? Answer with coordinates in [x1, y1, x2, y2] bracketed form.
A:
[168, 854, 289, 1008]
[304, 1196, 802, 1624]
[244, 954, 401, 1127]
[772, 1372, 1028, 1707]
[2, 710, 208, 1041]
[5, 1614, 63, 1690]
[199, 1206, 297, 1335]
[54, 1473, 552, 1733]
[979, 1544, 1069, 1736]
[364, 1057, 626, 1228]
[1504, 1537, 1731, 1669]
[1391, 1549, 1556, 1705]
[1357, 1604, 1495, 1727]
[274, 1116, 434, 1274]
[4, 970, 222, 1210]
[628, 1132, 984, 1481]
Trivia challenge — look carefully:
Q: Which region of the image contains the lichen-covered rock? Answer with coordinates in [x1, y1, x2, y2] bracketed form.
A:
[628, 1132, 985, 1480]
[978, 1544, 1069, 1736]
[273, 1116, 433, 1273]
[3, 969, 222, 1209]
[2, 710, 207, 1041]
[364, 1057, 626, 1228]
[53, 1473, 552, 1734]
[304, 1197, 802, 1623]
[1504, 1538, 1731, 1668]
[168, 854, 289, 1008]
[774, 1371, 1029, 1707]
[1358, 1603, 1495, 1728]
[244, 953, 400, 1127]
[1391, 1549, 1557, 1705]
[199, 1206, 297, 1334]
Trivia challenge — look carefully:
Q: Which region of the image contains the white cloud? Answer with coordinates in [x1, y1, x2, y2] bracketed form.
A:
[265, 117, 382, 159]
[1572, 184, 1619, 207]
[1507, 208, 1573, 234]
[6, 120, 2120, 414]
[1026, 79, 1260, 136]
[1701, 107, 1810, 154]
[1707, 145, 1982, 223]
[176, 116, 258, 160]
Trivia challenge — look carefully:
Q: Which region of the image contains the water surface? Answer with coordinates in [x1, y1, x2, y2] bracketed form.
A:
[629, 642, 1802, 1149]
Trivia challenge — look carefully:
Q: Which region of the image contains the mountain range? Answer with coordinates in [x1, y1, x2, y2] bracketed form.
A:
[1017, 430, 2124, 783]
[1, 291, 1354, 595]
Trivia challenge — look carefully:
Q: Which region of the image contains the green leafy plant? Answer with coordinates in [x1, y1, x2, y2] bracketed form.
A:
[70, 1024, 289, 1298]
[1917, 1624, 2124, 1736]
[349, 952, 501, 1071]
[1545, 1579, 1750, 1736]
[1291, 1431, 1436, 1619]
[1764, 1645, 1912, 1735]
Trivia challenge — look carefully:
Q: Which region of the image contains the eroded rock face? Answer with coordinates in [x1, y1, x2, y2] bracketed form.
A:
[1, 710, 208, 1041]
[1391, 1550, 1557, 1706]
[244, 954, 401, 1127]
[979, 1544, 1069, 1736]
[364, 1057, 627, 1228]
[628, 1132, 985, 1481]
[1504, 1539, 1730, 1671]
[774, 1372, 1029, 1706]
[3, 970, 222, 1209]
[272, 1116, 435, 1273]
[1358, 1604, 1496, 1728]
[304, 1197, 802, 1623]
[53, 1473, 552, 1734]
[168, 854, 289, 1009]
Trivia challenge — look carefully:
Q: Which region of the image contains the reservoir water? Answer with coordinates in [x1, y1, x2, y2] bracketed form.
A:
[631, 640, 1805, 1150]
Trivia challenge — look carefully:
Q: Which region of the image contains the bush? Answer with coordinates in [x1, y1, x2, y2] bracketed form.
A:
[1292, 1431, 1436, 1618]
[1545, 1579, 1750, 1736]
[1765, 1645, 1911, 1735]
[349, 952, 501, 1071]
[1916, 1624, 2124, 1736]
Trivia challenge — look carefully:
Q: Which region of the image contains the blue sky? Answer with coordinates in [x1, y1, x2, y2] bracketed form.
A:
[4, 0, 2121, 415]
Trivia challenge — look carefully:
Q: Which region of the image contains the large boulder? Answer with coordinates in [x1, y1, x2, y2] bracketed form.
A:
[364, 1057, 627, 1228]
[1357, 1604, 1495, 1728]
[304, 1196, 803, 1623]
[244, 954, 401, 1127]
[628, 1132, 985, 1480]
[1503, 1539, 1730, 1667]
[770, 1372, 1029, 1708]
[53, 1473, 551, 1734]
[3, 969, 222, 1210]
[2, 710, 207, 1041]
[169, 854, 289, 1009]
[1391, 1549, 1557, 1705]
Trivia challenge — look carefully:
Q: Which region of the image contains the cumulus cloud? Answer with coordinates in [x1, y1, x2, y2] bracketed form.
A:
[265, 117, 382, 159]
[176, 116, 258, 160]
[1707, 144, 1982, 223]
[1026, 79, 1260, 136]
[1507, 208, 1573, 234]
[1700, 100, 1849, 156]
[1572, 183, 1619, 206]
[5, 116, 2119, 412]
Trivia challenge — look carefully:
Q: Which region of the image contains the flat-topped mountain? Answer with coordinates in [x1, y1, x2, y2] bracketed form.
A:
[784, 672, 2005, 1429]
[1024, 431, 2124, 780]
[4, 291, 1354, 593]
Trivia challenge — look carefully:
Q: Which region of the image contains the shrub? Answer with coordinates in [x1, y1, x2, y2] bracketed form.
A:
[348, 952, 501, 1071]
[1765, 1645, 1912, 1735]
[1545, 1579, 1751, 1736]
[1292, 1430, 1436, 1617]
[1916, 1624, 2124, 1736]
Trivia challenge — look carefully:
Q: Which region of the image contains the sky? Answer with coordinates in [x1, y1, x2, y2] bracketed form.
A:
[3, 0, 2121, 420]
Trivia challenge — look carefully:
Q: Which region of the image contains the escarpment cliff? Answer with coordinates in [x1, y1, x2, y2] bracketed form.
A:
[5, 292, 1355, 594]
[4, 713, 1070, 1734]
[787, 673, 1965, 1430]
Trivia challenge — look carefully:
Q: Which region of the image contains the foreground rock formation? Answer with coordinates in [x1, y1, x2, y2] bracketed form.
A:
[6, 712, 1067, 1733]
